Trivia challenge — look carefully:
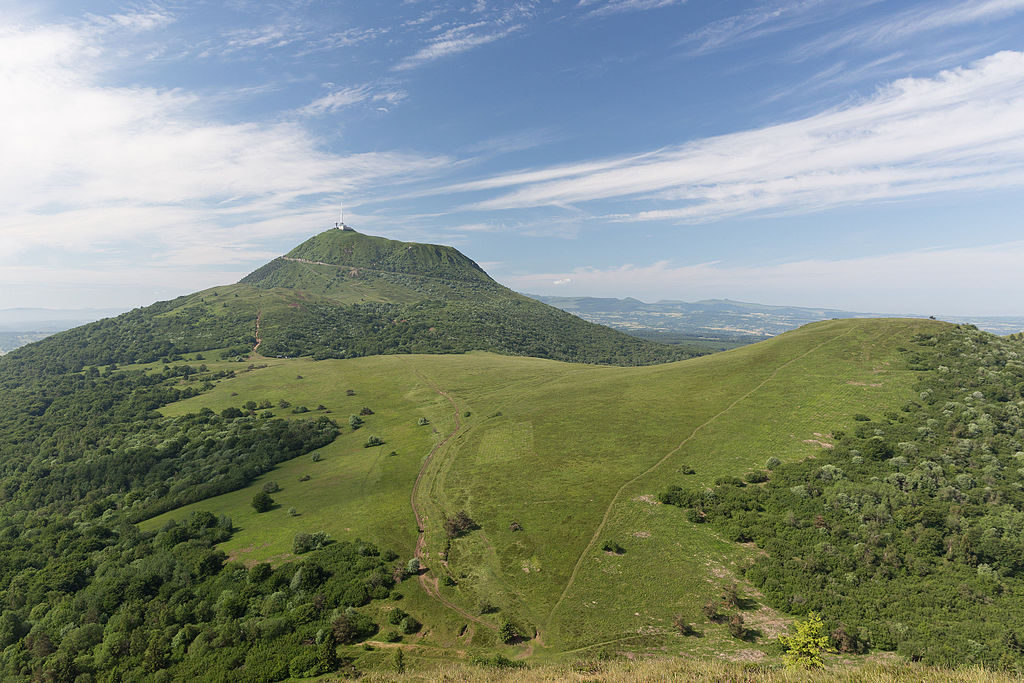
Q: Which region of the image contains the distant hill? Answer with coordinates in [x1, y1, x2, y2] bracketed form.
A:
[531, 295, 1024, 340]
[4, 228, 694, 371]
[0, 307, 127, 354]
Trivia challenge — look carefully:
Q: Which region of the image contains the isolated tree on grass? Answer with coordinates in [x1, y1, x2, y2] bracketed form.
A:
[779, 612, 834, 669]
[252, 491, 274, 513]
[444, 510, 476, 538]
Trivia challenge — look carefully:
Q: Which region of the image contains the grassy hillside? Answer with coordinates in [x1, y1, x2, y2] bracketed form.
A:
[4, 229, 694, 370]
[141, 317, 942, 667]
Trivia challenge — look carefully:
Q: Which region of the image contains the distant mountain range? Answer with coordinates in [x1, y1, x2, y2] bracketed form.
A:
[529, 295, 1024, 341]
[0, 307, 128, 354]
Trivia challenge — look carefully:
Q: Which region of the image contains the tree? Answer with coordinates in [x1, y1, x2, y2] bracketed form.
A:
[445, 510, 476, 538]
[252, 491, 274, 513]
[779, 612, 834, 669]
[499, 621, 520, 644]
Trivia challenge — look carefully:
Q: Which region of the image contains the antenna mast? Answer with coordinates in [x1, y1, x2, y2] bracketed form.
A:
[335, 202, 345, 230]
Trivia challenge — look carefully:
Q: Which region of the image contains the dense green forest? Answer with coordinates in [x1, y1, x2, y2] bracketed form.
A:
[661, 324, 1024, 669]
[0, 348, 412, 681]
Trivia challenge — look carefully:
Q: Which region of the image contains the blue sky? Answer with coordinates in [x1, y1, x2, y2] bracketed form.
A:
[2, 0, 1024, 315]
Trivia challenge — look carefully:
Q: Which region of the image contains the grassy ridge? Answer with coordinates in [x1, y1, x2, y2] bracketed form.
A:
[142, 318, 942, 662]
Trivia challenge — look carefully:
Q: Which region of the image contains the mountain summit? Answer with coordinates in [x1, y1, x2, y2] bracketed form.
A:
[8, 229, 693, 370]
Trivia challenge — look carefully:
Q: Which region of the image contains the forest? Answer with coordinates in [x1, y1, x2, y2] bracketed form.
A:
[661, 324, 1024, 668]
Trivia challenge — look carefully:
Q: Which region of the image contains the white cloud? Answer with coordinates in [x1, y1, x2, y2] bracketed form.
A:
[0, 20, 450, 269]
[87, 9, 176, 33]
[578, 0, 686, 18]
[393, 24, 522, 70]
[679, 0, 873, 55]
[502, 241, 1024, 316]
[300, 85, 407, 116]
[797, 0, 1024, 59]
[447, 51, 1024, 222]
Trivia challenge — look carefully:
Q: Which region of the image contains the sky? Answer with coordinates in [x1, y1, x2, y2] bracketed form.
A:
[2, 0, 1024, 316]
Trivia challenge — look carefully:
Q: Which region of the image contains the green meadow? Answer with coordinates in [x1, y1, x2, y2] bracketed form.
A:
[142, 317, 943, 663]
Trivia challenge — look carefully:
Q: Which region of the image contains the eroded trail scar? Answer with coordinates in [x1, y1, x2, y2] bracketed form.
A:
[252, 311, 263, 354]
[546, 326, 856, 624]
[404, 362, 495, 630]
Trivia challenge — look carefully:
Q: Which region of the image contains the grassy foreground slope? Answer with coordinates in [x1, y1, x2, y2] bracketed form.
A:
[145, 317, 942, 664]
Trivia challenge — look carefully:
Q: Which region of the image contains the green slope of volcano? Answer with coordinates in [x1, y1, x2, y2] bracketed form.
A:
[7, 228, 693, 372]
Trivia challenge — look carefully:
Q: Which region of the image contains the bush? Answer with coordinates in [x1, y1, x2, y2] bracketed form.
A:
[766, 456, 781, 469]
[400, 616, 421, 634]
[779, 612, 834, 668]
[262, 481, 280, 494]
[417, 417, 429, 426]
[471, 654, 527, 670]
[744, 471, 769, 484]
[728, 613, 746, 639]
[364, 436, 383, 448]
[498, 621, 520, 644]
[252, 491, 273, 513]
[601, 539, 624, 554]
[444, 510, 476, 538]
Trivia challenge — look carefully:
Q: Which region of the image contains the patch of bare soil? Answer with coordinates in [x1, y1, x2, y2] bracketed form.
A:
[847, 381, 883, 387]
[633, 495, 659, 505]
[803, 439, 834, 449]
[633, 531, 651, 538]
[719, 649, 766, 662]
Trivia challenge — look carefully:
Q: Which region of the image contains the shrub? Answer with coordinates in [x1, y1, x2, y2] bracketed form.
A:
[702, 600, 723, 623]
[444, 510, 476, 538]
[417, 417, 430, 426]
[779, 612, 834, 668]
[349, 415, 363, 430]
[471, 654, 527, 669]
[744, 471, 769, 484]
[601, 539, 624, 554]
[251, 491, 273, 513]
[400, 616, 421, 634]
[498, 621, 520, 644]
[262, 481, 280, 494]
[728, 613, 746, 639]
[359, 407, 374, 415]
[673, 614, 698, 636]
[364, 436, 383, 448]
[766, 456, 781, 469]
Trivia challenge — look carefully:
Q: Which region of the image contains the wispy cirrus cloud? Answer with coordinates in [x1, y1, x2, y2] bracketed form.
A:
[577, 0, 686, 18]
[300, 85, 407, 116]
[442, 51, 1024, 223]
[678, 0, 875, 56]
[794, 0, 1024, 59]
[393, 23, 522, 70]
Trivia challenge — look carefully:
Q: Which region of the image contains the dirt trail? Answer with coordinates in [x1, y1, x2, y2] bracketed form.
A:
[546, 326, 857, 625]
[403, 362, 495, 630]
[252, 311, 263, 355]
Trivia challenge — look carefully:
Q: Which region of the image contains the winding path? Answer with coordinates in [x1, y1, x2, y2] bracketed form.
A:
[252, 311, 263, 355]
[546, 326, 856, 625]
[404, 361, 496, 630]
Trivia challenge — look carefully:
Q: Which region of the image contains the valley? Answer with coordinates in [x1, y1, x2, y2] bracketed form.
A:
[136, 317, 937, 666]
